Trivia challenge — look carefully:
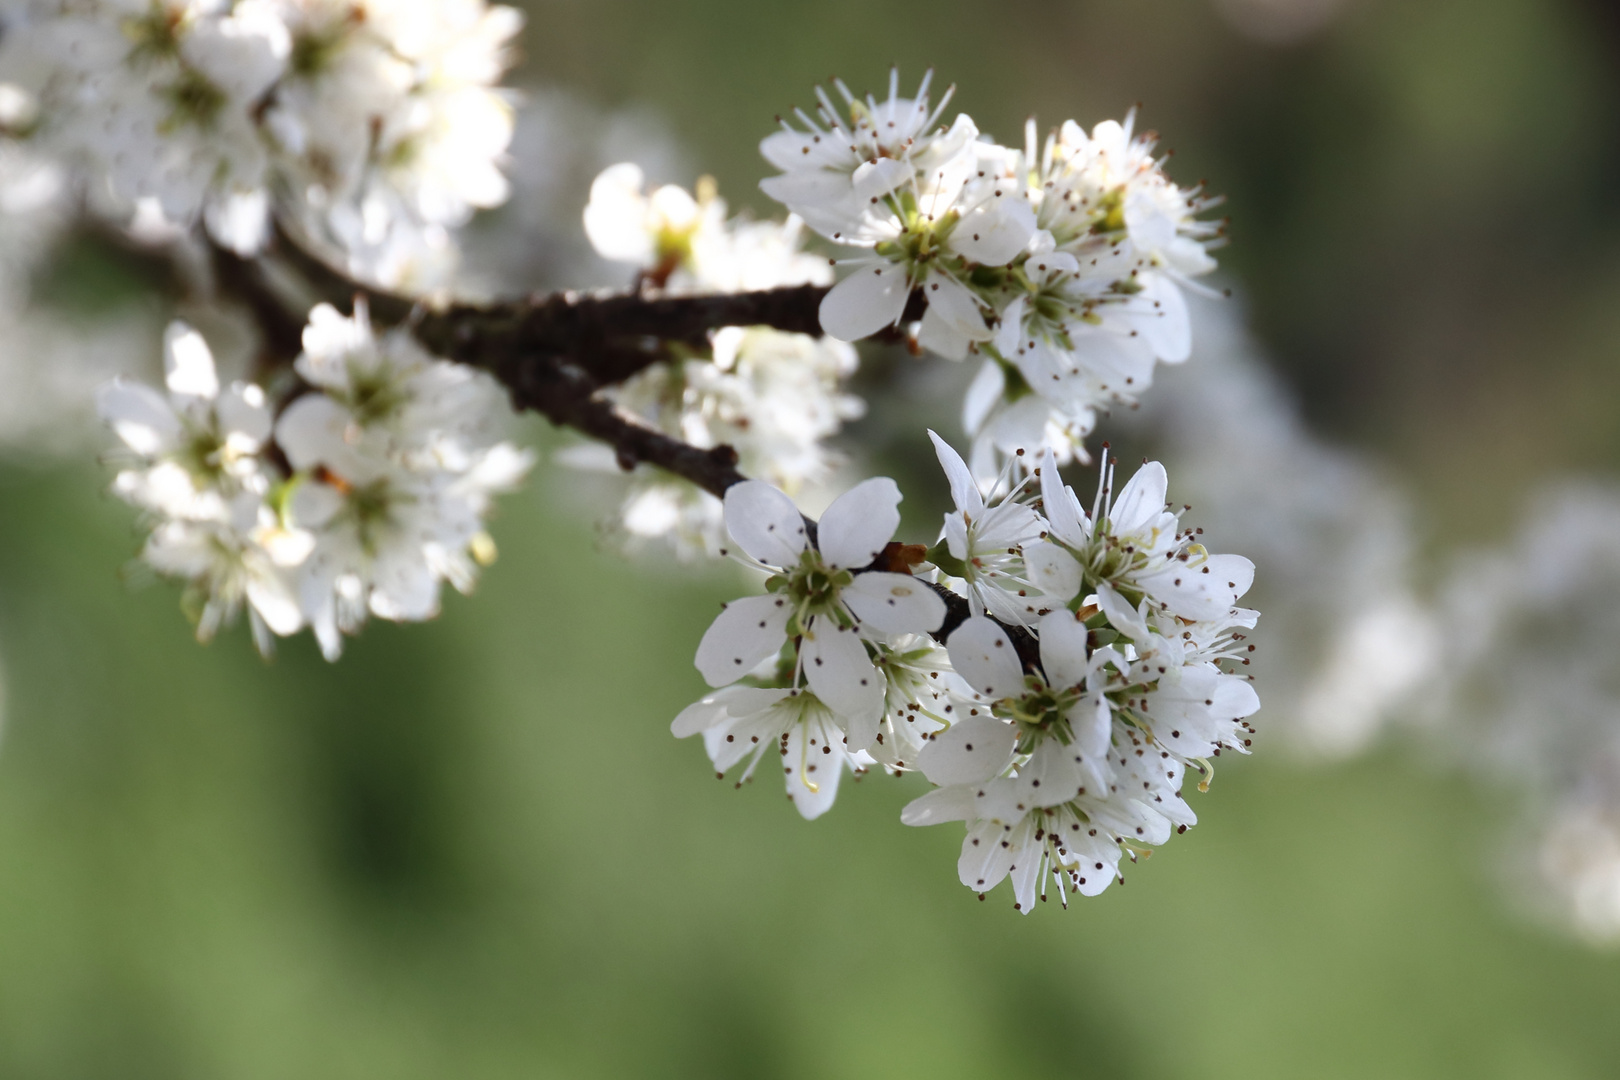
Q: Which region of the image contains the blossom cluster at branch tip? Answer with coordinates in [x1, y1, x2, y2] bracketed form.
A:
[98, 305, 531, 658]
[675, 437, 1260, 910]
[759, 69, 1222, 482]
[571, 166, 863, 557]
[0, 0, 521, 286]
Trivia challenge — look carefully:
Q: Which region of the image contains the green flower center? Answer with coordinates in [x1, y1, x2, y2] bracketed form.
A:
[996, 678, 1083, 754]
[768, 548, 855, 636]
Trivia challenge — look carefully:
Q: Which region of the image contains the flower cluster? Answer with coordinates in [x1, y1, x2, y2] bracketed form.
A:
[99, 304, 530, 658]
[760, 71, 1220, 481]
[0, 0, 520, 285]
[575, 166, 863, 557]
[675, 436, 1260, 910]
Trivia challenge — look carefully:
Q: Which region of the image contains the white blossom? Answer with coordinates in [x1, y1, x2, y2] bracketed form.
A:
[694, 477, 945, 744]
[672, 685, 866, 821]
[927, 431, 1054, 626]
[273, 300, 530, 658]
[97, 320, 304, 651]
[759, 70, 1037, 346]
[0, 0, 520, 278]
[904, 449, 1260, 911]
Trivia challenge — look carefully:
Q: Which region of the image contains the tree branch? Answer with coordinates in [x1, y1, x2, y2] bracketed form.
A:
[220, 228, 1040, 671]
[505, 357, 749, 497]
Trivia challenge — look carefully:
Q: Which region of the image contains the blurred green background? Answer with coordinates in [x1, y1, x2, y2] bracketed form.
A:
[6, 0, 1620, 1075]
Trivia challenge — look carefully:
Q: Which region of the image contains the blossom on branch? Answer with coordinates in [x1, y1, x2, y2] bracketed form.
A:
[758, 73, 1221, 479]
[901, 451, 1260, 911]
[0, 0, 521, 283]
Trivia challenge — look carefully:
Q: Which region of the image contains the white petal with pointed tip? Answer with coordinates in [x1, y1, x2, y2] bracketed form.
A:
[801, 617, 884, 726]
[1039, 451, 1090, 548]
[945, 615, 1024, 700]
[842, 571, 945, 634]
[818, 476, 901, 569]
[722, 480, 808, 567]
[1110, 461, 1169, 536]
[694, 594, 791, 687]
[918, 713, 1017, 786]
[929, 430, 982, 516]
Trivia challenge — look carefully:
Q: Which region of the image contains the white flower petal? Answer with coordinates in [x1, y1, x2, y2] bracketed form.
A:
[97, 379, 180, 456]
[819, 263, 910, 342]
[1037, 609, 1091, 689]
[1136, 553, 1256, 620]
[1014, 740, 1085, 807]
[916, 303, 972, 360]
[1095, 581, 1151, 642]
[953, 194, 1037, 266]
[1023, 541, 1082, 603]
[672, 685, 792, 738]
[842, 571, 945, 635]
[722, 480, 808, 567]
[246, 574, 303, 636]
[962, 359, 1004, 436]
[582, 163, 655, 264]
[918, 713, 1017, 786]
[1070, 694, 1113, 766]
[1009, 840, 1042, 913]
[958, 816, 1019, 894]
[694, 594, 792, 687]
[993, 295, 1027, 359]
[801, 617, 884, 726]
[929, 430, 983, 516]
[945, 615, 1024, 700]
[922, 270, 990, 339]
[273, 395, 353, 473]
[900, 784, 978, 826]
[1110, 461, 1169, 535]
[1039, 450, 1090, 548]
[163, 321, 219, 399]
[851, 156, 912, 201]
[1126, 274, 1191, 362]
[783, 711, 845, 820]
[217, 383, 271, 446]
[818, 476, 902, 569]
